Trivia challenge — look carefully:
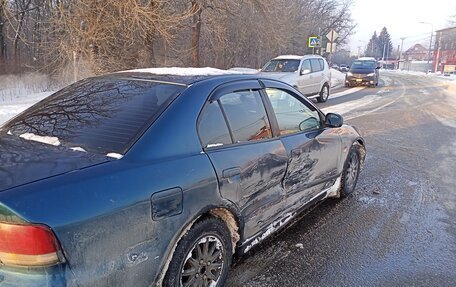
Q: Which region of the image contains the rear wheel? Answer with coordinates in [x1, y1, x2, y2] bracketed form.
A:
[163, 218, 232, 287]
[317, 84, 329, 103]
[340, 143, 361, 197]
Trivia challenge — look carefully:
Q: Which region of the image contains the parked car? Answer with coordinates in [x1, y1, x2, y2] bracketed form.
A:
[331, 64, 339, 70]
[260, 55, 331, 102]
[339, 64, 350, 72]
[0, 68, 365, 287]
[345, 59, 380, 87]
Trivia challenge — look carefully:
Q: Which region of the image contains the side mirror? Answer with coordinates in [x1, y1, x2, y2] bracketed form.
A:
[325, 113, 343, 127]
[300, 69, 311, 75]
[299, 117, 320, 131]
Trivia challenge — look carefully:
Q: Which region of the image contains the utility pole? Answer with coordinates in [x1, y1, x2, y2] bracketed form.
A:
[434, 31, 441, 73]
[399, 37, 406, 69]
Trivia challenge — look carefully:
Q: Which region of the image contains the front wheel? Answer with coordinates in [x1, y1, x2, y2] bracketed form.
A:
[163, 218, 232, 287]
[317, 84, 329, 103]
[340, 143, 361, 197]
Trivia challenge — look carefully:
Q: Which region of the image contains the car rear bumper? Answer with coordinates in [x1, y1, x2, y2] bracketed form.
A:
[0, 265, 76, 287]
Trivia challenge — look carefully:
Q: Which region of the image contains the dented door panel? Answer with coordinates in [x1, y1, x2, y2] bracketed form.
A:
[280, 128, 341, 211]
[205, 140, 288, 239]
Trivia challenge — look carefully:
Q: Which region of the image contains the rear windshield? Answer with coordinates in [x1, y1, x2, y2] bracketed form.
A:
[351, 61, 376, 69]
[0, 78, 185, 155]
[261, 59, 300, 72]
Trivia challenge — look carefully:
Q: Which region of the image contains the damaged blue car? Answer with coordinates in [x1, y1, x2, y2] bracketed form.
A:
[0, 68, 365, 287]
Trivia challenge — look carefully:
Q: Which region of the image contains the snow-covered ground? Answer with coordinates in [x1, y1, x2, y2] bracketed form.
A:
[388, 69, 456, 85]
[0, 73, 56, 125]
[0, 91, 53, 125]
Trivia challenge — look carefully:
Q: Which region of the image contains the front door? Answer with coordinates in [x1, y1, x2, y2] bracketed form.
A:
[296, 59, 313, 95]
[262, 80, 341, 212]
[197, 80, 288, 239]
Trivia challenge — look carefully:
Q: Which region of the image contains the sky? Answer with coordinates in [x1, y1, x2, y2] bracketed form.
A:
[348, 0, 456, 55]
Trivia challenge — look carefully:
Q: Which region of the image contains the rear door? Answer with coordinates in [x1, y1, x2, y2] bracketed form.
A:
[261, 80, 342, 212]
[198, 80, 288, 240]
[310, 58, 324, 94]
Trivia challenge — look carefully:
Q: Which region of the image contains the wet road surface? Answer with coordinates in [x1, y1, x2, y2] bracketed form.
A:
[227, 71, 456, 286]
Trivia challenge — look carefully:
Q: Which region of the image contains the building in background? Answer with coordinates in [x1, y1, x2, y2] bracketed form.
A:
[398, 43, 433, 72]
[433, 26, 456, 73]
[403, 44, 429, 61]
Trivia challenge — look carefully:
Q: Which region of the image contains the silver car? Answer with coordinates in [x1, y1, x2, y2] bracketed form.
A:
[261, 55, 331, 103]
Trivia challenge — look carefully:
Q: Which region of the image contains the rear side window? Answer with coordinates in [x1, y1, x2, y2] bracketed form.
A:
[219, 90, 272, 143]
[318, 59, 325, 70]
[1, 78, 184, 155]
[310, 59, 322, 72]
[198, 102, 232, 148]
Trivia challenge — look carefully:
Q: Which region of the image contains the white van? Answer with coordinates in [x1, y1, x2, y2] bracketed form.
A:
[260, 55, 331, 102]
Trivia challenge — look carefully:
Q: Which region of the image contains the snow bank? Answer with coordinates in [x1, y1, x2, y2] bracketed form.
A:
[0, 73, 52, 100]
[0, 72, 56, 125]
[0, 91, 53, 125]
[330, 68, 345, 88]
[120, 67, 242, 76]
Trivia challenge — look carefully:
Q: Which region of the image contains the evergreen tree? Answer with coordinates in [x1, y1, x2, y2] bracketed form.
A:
[365, 31, 379, 58]
[365, 27, 393, 59]
[378, 27, 393, 59]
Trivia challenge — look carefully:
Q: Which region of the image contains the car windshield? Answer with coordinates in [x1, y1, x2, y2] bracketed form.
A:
[0, 78, 185, 155]
[351, 61, 376, 69]
[261, 59, 300, 72]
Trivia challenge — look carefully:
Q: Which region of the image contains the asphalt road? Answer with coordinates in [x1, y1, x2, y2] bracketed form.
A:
[226, 71, 456, 287]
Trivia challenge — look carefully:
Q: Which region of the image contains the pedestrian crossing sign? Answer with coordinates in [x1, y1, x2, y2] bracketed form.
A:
[308, 37, 320, 48]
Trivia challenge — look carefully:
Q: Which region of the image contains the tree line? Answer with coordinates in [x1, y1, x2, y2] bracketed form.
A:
[0, 0, 355, 81]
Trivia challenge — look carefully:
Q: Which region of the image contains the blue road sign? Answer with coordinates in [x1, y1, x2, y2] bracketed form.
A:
[308, 37, 320, 48]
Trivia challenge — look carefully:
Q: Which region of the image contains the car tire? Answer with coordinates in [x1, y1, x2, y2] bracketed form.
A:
[340, 143, 361, 197]
[317, 84, 329, 103]
[163, 217, 233, 287]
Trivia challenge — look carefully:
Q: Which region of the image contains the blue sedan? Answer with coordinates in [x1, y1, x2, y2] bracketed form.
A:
[0, 69, 365, 287]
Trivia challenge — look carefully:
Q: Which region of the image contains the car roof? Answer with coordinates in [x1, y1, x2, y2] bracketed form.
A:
[357, 57, 377, 61]
[95, 67, 264, 87]
[273, 54, 323, 61]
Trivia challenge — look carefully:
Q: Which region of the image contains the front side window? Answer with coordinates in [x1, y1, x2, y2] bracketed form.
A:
[265, 88, 321, 135]
[219, 90, 272, 143]
[198, 101, 232, 148]
[300, 60, 311, 74]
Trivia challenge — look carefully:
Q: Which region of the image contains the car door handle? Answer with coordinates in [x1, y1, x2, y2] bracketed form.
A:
[222, 167, 241, 179]
[291, 148, 300, 157]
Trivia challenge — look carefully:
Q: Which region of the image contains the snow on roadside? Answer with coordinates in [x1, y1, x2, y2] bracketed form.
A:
[388, 69, 456, 86]
[0, 91, 53, 125]
[321, 94, 380, 117]
[0, 72, 57, 125]
[330, 68, 345, 88]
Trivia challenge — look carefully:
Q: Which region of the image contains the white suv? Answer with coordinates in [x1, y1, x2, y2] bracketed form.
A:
[260, 55, 331, 102]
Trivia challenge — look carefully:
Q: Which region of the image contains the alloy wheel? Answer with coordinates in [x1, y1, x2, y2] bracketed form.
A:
[180, 235, 224, 287]
[344, 151, 359, 192]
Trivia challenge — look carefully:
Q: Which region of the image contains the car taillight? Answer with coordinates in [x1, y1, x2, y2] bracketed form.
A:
[0, 222, 61, 267]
